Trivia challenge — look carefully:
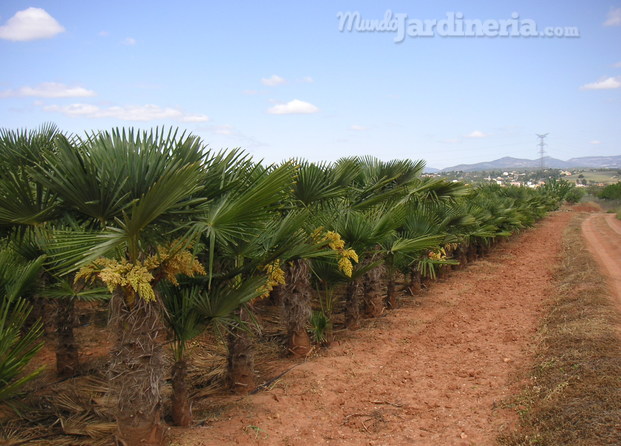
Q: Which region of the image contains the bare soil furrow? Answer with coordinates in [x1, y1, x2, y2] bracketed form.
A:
[583, 213, 621, 307]
[173, 211, 574, 446]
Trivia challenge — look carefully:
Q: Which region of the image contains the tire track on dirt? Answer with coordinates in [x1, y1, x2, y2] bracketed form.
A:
[605, 212, 621, 236]
[582, 213, 621, 307]
[173, 211, 574, 446]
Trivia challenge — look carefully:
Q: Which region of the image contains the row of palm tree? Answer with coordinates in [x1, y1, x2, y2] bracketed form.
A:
[0, 125, 571, 445]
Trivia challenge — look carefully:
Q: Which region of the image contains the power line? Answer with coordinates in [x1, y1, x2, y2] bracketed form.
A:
[536, 133, 549, 169]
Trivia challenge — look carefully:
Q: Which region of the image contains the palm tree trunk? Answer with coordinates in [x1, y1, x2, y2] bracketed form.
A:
[55, 298, 79, 378]
[345, 279, 362, 329]
[460, 246, 468, 268]
[171, 358, 192, 426]
[467, 244, 477, 262]
[363, 264, 385, 318]
[386, 275, 397, 309]
[453, 246, 467, 270]
[109, 291, 165, 446]
[283, 259, 311, 357]
[409, 269, 422, 294]
[437, 264, 448, 280]
[227, 308, 256, 394]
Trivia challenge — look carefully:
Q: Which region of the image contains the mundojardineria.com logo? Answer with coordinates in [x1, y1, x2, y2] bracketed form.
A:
[336, 10, 580, 42]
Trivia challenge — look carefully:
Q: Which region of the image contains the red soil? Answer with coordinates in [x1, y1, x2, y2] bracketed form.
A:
[571, 203, 601, 213]
[582, 213, 621, 308]
[171, 210, 575, 446]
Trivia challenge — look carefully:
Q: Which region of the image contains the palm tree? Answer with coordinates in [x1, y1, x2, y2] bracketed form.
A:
[190, 160, 299, 386]
[282, 161, 358, 352]
[0, 248, 45, 404]
[7, 226, 111, 378]
[34, 128, 210, 446]
[325, 207, 396, 325]
[0, 125, 85, 377]
[159, 274, 264, 425]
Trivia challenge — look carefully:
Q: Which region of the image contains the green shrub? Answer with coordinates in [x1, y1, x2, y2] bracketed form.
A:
[599, 182, 621, 200]
[564, 187, 584, 204]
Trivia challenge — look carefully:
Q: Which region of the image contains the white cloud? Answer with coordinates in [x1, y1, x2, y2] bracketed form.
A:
[242, 89, 259, 95]
[590, 140, 602, 144]
[581, 76, 621, 90]
[604, 7, 621, 26]
[213, 125, 234, 135]
[0, 7, 64, 41]
[614, 62, 621, 68]
[301, 76, 314, 83]
[261, 75, 286, 86]
[440, 138, 460, 143]
[0, 82, 96, 98]
[122, 37, 137, 46]
[44, 103, 100, 117]
[465, 130, 487, 138]
[267, 99, 319, 115]
[98, 31, 109, 37]
[350, 125, 366, 131]
[179, 114, 210, 123]
[42, 103, 209, 122]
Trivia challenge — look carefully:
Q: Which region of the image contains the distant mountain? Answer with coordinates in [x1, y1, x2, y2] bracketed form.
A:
[423, 166, 440, 173]
[440, 155, 621, 172]
[566, 156, 621, 168]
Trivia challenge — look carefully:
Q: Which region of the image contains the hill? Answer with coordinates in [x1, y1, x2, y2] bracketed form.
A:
[440, 155, 621, 172]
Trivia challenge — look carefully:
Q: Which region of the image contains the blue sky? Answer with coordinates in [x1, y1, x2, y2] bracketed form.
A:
[1, 1, 619, 169]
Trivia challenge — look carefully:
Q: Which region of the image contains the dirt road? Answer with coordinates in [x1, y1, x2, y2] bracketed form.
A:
[173, 211, 575, 446]
[582, 213, 621, 306]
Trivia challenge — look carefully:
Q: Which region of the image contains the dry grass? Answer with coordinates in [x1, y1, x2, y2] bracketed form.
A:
[499, 215, 621, 445]
[0, 374, 115, 445]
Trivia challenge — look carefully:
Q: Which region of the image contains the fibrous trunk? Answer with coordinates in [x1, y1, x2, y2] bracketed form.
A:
[171, 358, 192, 426]
[467, 244, 477, 262]
[386, 276, 397, 309]
[109, 291, 165, 446]
[437, 264, 448, 280]
[409, 269, 422, 294]
[453, 246, 467, 270]
[345, 279, 362, 329]
[363, 264, 386, 318]
[283, 259, 311, 357]
[55, 298, 79, 378]
[227, 308, 256, 393]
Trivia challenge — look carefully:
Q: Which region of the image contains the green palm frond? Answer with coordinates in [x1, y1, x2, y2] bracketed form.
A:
[41, 278, 110, 302]
[0, 172, 58, 225]
[32, 135, 130, 223]
[0, 250, 46, 403]
[189, 275, 266, 321]
[0, 250, 45, 302]
[289, 160, 346, 207]
[0, 296, 44, 402]
[0, 123, 59, 168]
[194, 162, 296, 284]
[384, 235, 445, 255]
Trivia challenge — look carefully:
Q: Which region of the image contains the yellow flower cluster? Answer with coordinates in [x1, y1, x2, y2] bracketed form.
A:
[76, 258, 156, 303]
[145, 244, 206, 286]
[258, 259, 286, 299]
[75, 245, 205, 304]
[444, 243, 458, 251]
[313, 228, 359, 277]
[427, 247, 447, 261]
[325, 231, 345, 250]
